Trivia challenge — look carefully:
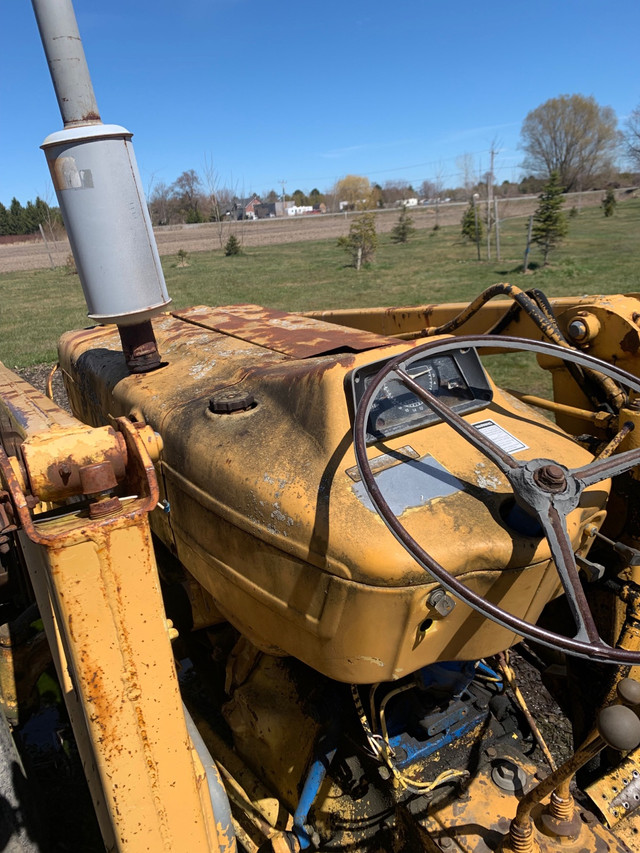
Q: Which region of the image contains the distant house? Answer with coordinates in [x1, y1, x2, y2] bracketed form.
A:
[255, 202, 277, 219]
[398, 198, 419, 207]
[232, 194, 262, 220]
[287, 205, 314, 216]
[275, 201, 295, 217]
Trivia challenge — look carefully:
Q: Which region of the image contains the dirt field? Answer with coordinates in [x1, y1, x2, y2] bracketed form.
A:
[0, 190, 612, 274]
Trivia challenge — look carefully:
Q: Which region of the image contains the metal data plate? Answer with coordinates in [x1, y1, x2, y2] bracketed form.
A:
[351, 453, 464, 515]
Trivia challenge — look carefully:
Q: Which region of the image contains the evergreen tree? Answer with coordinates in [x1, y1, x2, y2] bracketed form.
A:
[461, 202, 483, 243]
[390, 205, 416, 244]
[8, 198, 24, 235]
[0, 196, 59, 236]
[532, 171, 568, 265]
[337, 213, 377, 269]
[224, 234, 241, 256]
[602, 188, 617, 217]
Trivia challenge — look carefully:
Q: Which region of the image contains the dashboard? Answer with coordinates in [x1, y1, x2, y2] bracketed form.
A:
[350, 348, 493, 443]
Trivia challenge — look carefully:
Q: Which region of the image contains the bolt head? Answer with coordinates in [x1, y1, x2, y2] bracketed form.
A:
[534, 464, 567, 493]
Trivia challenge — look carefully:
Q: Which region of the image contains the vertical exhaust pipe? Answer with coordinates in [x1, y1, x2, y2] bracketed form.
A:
[32, 0, 170, 372]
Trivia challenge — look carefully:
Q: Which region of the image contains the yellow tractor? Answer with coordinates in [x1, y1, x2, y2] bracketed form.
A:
[2, 3, 640, 852]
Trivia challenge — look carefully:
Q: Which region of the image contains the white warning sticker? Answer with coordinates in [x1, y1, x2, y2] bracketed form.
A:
[472, 419, 528, 454]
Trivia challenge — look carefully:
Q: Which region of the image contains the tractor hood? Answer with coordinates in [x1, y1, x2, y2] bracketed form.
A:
[58, 306, 608, 682]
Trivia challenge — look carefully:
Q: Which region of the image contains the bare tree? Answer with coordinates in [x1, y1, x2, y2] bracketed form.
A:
[171, 169, 205, 222]
[149, 181, 173, 226]
[456, 153, 476, 196]
[419, 179, 436, 200]
[520, 94, 619, 192]
[202, 154, 233, 248]
[625, 105, 640, 170]
[381, 180, 414, 206]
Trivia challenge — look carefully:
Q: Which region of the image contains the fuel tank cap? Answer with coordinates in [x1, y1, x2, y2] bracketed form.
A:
[208, 390, 255, 414]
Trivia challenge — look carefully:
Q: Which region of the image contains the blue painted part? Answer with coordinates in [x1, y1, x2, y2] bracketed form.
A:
[415, 660, 477, 696]
[293, 757, 326, 849]
[293, 732, 338, 849]
[384, 659, 499, 771]
[476, 660, 503, 689]
[389, 705, 484, 770]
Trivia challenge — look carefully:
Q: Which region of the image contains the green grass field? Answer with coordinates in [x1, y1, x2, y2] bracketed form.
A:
[1, 198, 638, 369]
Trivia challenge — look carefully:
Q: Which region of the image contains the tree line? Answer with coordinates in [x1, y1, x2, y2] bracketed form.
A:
[0, 197, 62, 238]
[4, 93, 640, 236]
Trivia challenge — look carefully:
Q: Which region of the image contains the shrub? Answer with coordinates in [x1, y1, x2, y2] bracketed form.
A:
[176, 248, 189, 267]
[337, 213, 377, 269]
[390, 206, 416, 244]
[461, 202, 483, 243]
[224, 234, 242, 256]
[602, 188, 617, 217]
[531, 171, 568, 265]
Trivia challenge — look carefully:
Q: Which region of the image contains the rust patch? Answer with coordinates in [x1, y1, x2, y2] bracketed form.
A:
[620, 329, 640, 355]
[40, 430, 126, 501]
[172, 304, 398, 358]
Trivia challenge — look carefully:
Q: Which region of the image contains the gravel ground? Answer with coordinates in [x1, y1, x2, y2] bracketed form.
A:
[16, 362, 70, 411]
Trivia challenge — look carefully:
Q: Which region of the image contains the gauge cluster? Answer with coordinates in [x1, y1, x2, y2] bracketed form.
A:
[350, 348, 492, 443]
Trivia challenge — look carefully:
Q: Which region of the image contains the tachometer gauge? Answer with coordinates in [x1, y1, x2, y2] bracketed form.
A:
[349, 349, 492, 444]
[367, 363, 439, 437]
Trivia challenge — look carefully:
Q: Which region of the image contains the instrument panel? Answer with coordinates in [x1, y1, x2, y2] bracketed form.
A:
[350, 348, 493, 443]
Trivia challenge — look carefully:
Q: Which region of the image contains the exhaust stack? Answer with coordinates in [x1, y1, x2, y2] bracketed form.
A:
[32, 0, 170, 372]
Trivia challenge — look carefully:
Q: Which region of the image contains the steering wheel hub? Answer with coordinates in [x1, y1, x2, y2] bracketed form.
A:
[534, 464, 568, 493]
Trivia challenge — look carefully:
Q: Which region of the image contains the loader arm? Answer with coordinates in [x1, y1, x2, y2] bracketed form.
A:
[0, 363, 233, 853]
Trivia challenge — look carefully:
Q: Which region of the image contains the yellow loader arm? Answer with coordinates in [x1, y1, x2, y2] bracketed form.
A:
[0, 364, 233, 853]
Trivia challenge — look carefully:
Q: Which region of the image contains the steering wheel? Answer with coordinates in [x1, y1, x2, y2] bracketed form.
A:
[354, 335, 640, 665]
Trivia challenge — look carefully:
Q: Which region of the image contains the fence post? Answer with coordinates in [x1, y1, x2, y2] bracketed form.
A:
[523, 214, 533, 272]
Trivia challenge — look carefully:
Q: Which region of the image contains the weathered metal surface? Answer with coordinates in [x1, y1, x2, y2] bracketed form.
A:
[118, 320, 163, 373]
[21, 424, 127, 503]
[0, 412, 228, 851]
[354, 335, 640, 664]
[0, 361, 78, 442]
[79, 460, 119, 494]
[586, 750, 640, 827]
[304, 294, 640, 355]
[172, 304, 398, 358]
[58, 312, 608, 682]
[410, 757, 630, 853]
[31, 0, 101, 127]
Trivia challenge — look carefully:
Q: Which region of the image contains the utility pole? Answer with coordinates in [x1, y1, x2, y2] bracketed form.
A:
[473, 193, 481, 261]
[280, 179, 286, 216]
[487, 146, 495, 260]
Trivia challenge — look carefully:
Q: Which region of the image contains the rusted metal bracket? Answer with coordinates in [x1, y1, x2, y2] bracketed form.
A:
[0, 366, 231, 852]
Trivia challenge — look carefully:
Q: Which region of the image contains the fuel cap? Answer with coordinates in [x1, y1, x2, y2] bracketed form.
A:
[208, 390, 255, 414]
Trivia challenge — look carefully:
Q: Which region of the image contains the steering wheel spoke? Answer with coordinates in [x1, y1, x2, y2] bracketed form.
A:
[396, 366, 518, 476]
[535, 502, 602, 645]
[354, 335, 640, 666]
[572, 446, 640, 488]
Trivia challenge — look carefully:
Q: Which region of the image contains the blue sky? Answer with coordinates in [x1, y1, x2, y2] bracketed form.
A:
[1, 0, 638, 205]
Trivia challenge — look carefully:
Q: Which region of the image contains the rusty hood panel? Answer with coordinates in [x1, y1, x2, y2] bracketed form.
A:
[172, 304, 399, 358]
